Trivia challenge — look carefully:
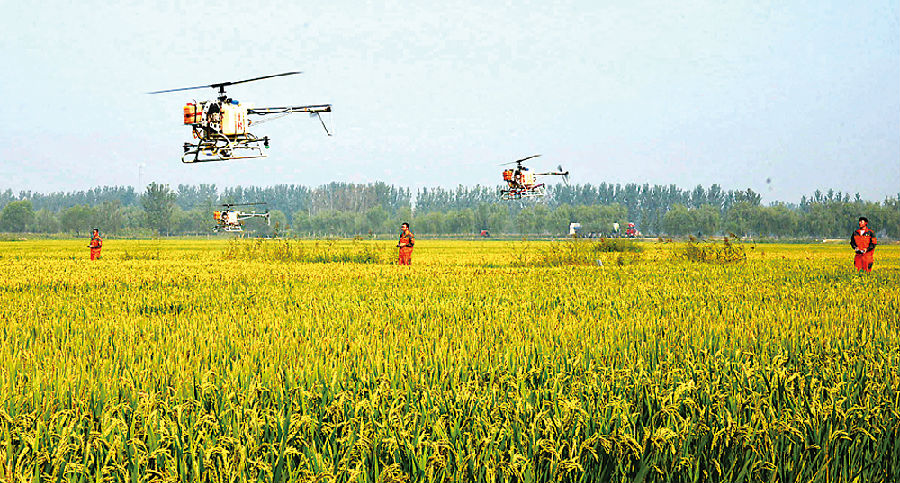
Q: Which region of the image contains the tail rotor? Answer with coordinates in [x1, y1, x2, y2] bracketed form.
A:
[558, 165, 570, 185]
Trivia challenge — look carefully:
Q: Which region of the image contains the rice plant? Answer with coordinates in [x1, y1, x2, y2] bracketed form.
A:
[0, 239, 897, 482]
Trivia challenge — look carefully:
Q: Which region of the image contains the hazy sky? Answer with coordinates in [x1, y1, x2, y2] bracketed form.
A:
[1, 0, 898, 202]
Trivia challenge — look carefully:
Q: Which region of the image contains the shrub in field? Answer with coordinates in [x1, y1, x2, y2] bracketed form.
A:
[122, 249, 160, 260]
[526, 237, 643, 266]
[679, 234, 748, 263]
[590, 237, 642, 253]
[223, 238, 391, 264]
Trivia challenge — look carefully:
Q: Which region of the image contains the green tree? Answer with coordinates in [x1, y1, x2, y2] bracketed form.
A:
[174, 208, 209, 235]
[690, 205, 720, 236]
[600, 204, 628, 230]
[396, 207, 413, 230]
[445, 209, 475, 234]
[548, 204, 573, 236]
[516, 207, 535, 234]
[268, 210, 288, 236]
[60, 205, 94, 235]
[531, 205, 551, 234]
[878, 197, 900, 238]
[662, 204, 691, 236]
[0, 200, 35, 232]
[473, 203, 491, 230]
[364, 206, 389, 234]
[32, 209, 60, 234]
[764, 204, 798, 237]
[416, 211, 446, 235]
[93, 200, 125, 234]
[142, 183, 177, 235]
[485, 204, 512, 234]
[723, 202, 758, 236]
[121, 206, 150, 236]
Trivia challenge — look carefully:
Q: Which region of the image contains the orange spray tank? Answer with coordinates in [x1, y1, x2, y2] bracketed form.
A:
[183, 103, 201, 125]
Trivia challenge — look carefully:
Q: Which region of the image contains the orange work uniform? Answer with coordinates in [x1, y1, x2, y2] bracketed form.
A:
[398, 231, 414, 265]
[89, 234, 103, 260]
[850, 227, 876, 272]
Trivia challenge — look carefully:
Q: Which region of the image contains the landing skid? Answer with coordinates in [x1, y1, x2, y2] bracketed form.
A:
[500, 186, 547, 200]
[183, 133, 269, 163]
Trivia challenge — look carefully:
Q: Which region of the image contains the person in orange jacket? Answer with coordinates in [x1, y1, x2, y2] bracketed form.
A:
[850, 217, 876, 273]
[397, 222, 414, 265]
[88, 228, 103, 260]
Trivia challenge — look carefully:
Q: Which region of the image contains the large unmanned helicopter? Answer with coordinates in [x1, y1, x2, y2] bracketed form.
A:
[148, 72, 332, 163]
[213, 203, 270, 232]
[500, 155, 569, 200]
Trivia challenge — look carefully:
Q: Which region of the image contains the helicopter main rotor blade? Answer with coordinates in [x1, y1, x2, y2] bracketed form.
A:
[515, 154, 541, 164]
[147, 85, 215, 95]
[147, 72, 303, 95]
[221, 202, 267, 207]
[211, 71, 302, 89]
[499, 154, 542, 166]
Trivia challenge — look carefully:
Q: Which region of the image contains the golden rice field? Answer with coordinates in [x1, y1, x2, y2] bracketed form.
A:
[0, 238, 898, 482]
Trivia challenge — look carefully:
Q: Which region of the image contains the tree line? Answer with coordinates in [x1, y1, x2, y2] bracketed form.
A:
[0, 183, 897, 238]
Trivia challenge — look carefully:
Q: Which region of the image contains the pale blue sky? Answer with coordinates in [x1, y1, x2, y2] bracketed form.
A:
[1, 0, 897, 202]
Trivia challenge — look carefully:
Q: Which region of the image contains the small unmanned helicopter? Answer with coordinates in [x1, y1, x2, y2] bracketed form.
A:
[148, 72, 332, 163]
[500, 155, 569, 200]
[213, 203, 270, 232]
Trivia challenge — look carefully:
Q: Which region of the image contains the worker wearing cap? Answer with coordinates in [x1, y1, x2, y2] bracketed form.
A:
[397, 222, 415, 265]
[850, 217, 876, 273]
[88, 228, 103, 260]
